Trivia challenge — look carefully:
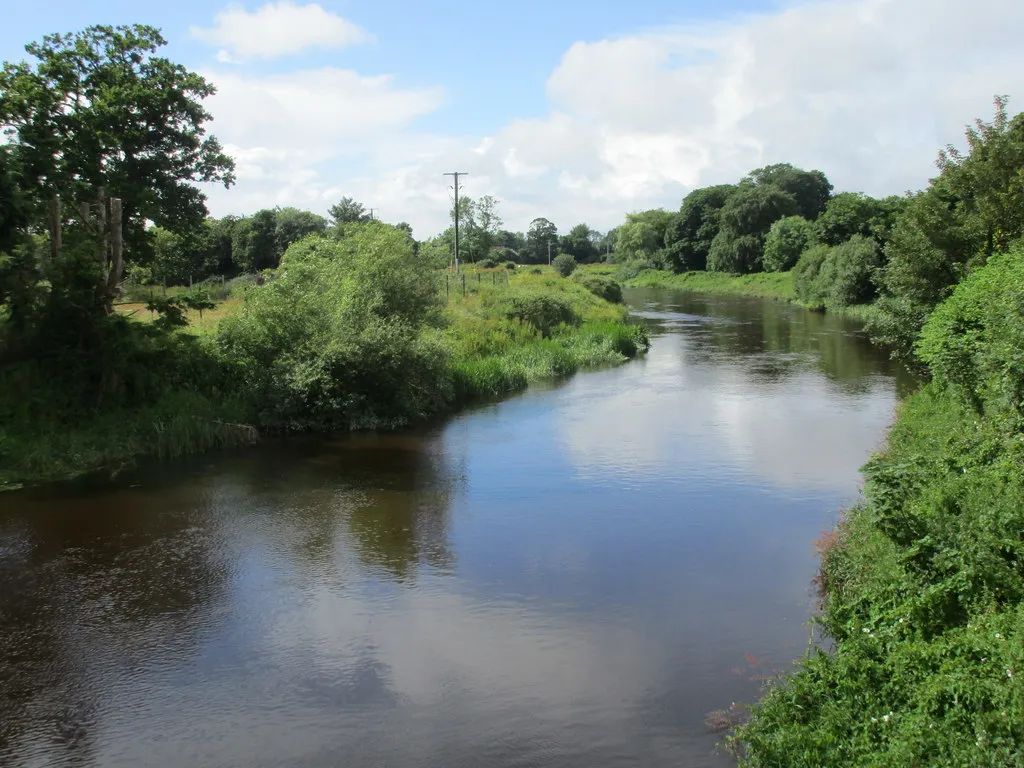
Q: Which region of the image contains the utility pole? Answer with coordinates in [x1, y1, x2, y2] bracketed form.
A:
[443, 172, 467, 274]
[547, 240, 552, 265]
[368, 208, 376, 220]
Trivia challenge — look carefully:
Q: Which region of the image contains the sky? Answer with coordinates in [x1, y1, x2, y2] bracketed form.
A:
[2, 0, 1023, 237]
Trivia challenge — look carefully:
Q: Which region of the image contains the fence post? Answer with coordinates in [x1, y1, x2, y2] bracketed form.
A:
[462, 274, 466, 295]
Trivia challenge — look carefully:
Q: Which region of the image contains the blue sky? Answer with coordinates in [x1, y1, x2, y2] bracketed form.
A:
[2, 0, 1022, 236]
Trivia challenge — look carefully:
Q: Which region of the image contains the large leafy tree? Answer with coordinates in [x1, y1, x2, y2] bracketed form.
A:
[815, 192, 907, 247]
[525, 217, 558, 263]
[746, 163, 832, 221]
[328, 196, 369, 226]
[615, 209, 672, 262]
[707, 184, 800, 273]
[664, 184, 736, 272]
[0, 25, 235, 299]
[560, 223, 598, 263]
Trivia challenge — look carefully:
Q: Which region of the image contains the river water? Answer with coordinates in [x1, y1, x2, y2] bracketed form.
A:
[0, 288, 915, 768]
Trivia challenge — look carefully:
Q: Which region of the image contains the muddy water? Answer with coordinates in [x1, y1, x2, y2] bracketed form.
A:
[0, 288, 914, 768]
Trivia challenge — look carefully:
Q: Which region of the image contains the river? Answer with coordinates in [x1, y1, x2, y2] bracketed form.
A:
[0, 288, 915, 768]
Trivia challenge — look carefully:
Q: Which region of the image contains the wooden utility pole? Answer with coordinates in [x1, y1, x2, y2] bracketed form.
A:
[443, 171, 467, 274]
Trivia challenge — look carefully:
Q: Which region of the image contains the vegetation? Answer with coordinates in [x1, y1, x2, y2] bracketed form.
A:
[732, 251, 1024, 766]
[0, 25, 645, 490]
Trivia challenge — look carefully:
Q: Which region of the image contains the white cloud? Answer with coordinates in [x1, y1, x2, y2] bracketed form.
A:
[191, 2, 369, 61]
[199, 0, 1024, 237]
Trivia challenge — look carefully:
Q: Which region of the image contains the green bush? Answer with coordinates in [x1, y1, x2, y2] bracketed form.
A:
[499, 288, 580, 337]
[504, 261, 517, 270]
[477, 257, 498, 268]
[218, 225, 450, 431]
[916, 250, 1024, 415]
[552, 253, 578, 277]
[793, 236, 881, 308]
[818, 235, 883, 307]
[793, 242, 831, 306]
[763, 216, 815, 272]
[573, 273, 624, 303]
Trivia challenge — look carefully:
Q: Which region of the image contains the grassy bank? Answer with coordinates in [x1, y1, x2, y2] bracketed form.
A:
[620, 268, 797, 302]
[730, 252, 1024, 766]
[0, 249, 645, 491]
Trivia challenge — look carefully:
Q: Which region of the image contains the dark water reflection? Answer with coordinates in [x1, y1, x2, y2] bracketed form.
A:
[0, 289, 913, 767]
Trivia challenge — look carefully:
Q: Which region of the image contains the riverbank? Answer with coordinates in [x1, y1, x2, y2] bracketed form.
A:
[586, 266, 885, 326]
[0, 252, 646, 491]
[731, 251, 1024, 765]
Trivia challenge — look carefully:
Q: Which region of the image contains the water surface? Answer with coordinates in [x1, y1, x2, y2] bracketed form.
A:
[0, 288, 914, 767]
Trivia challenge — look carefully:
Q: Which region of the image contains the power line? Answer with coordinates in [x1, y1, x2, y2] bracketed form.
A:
[443, 172, 467, 274]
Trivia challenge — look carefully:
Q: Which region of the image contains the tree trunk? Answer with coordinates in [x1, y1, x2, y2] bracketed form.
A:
[103, 197, 124, 314]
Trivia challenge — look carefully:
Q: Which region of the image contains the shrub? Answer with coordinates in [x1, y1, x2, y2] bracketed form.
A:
[763, 216, 816, 272]
[218, 226, 450, 431]
[504, 261, 517, 270]
[792, 243, 831, 306]
[499, 288, 580, 337]
[477, 257, 497, 268]
[818, 235, 883, 307]
[573, 273, 624, 303]
[707, 231, 763, 273]
[916, 249, 1024, 415]
[793, 236, 881, 308]
[552, 253, 578, 277]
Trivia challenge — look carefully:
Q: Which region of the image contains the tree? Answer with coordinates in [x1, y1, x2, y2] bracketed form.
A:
[664, 184, 736, 271]
[0, 25, 235, 314]
[746, 163, 832, 221]
[525, 218, 558, 263]
[707, 185, 800, 273]
[615, 209, 672, 262]
[328, 197, 369, 226]
[814, 192, 907, 247]
[937, 95, 1024, 258]
[763, 216, 816, 272]
[149, 224, 215, 285]
[461, 195, 503, 262]
[560, 223, 598, 263]
[232, 210, 278, 272]
[274, 207, 327, 255]
[0, 146, 39, 328]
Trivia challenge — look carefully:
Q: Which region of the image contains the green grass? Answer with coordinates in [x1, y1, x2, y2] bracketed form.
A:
[607, 267, 798, 302]
[440, 267, 647, 402]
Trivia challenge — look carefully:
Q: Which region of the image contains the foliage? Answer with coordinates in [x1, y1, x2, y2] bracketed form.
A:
[794, 237, 882, 308]
[871, 98, 1024, 359]
[328, 196, 369, 226]
[525, 217, 558, 263]
[707, 185, 801, 273]
[0, 25, 234, 277]
[916, 250, 1024, 415]
[498, 288, 580, 337]
[552, 253, 578, 277]
[815, 192, 907, 247]
[745, 163, 833, 221]
[614, 209, 673, 262]
[664, 185, 736, 272]
[762, 216, 816, 272]
[560, 223, 599, 263]
[573, 272, 623, 303]
[218, 225, 447, 431]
